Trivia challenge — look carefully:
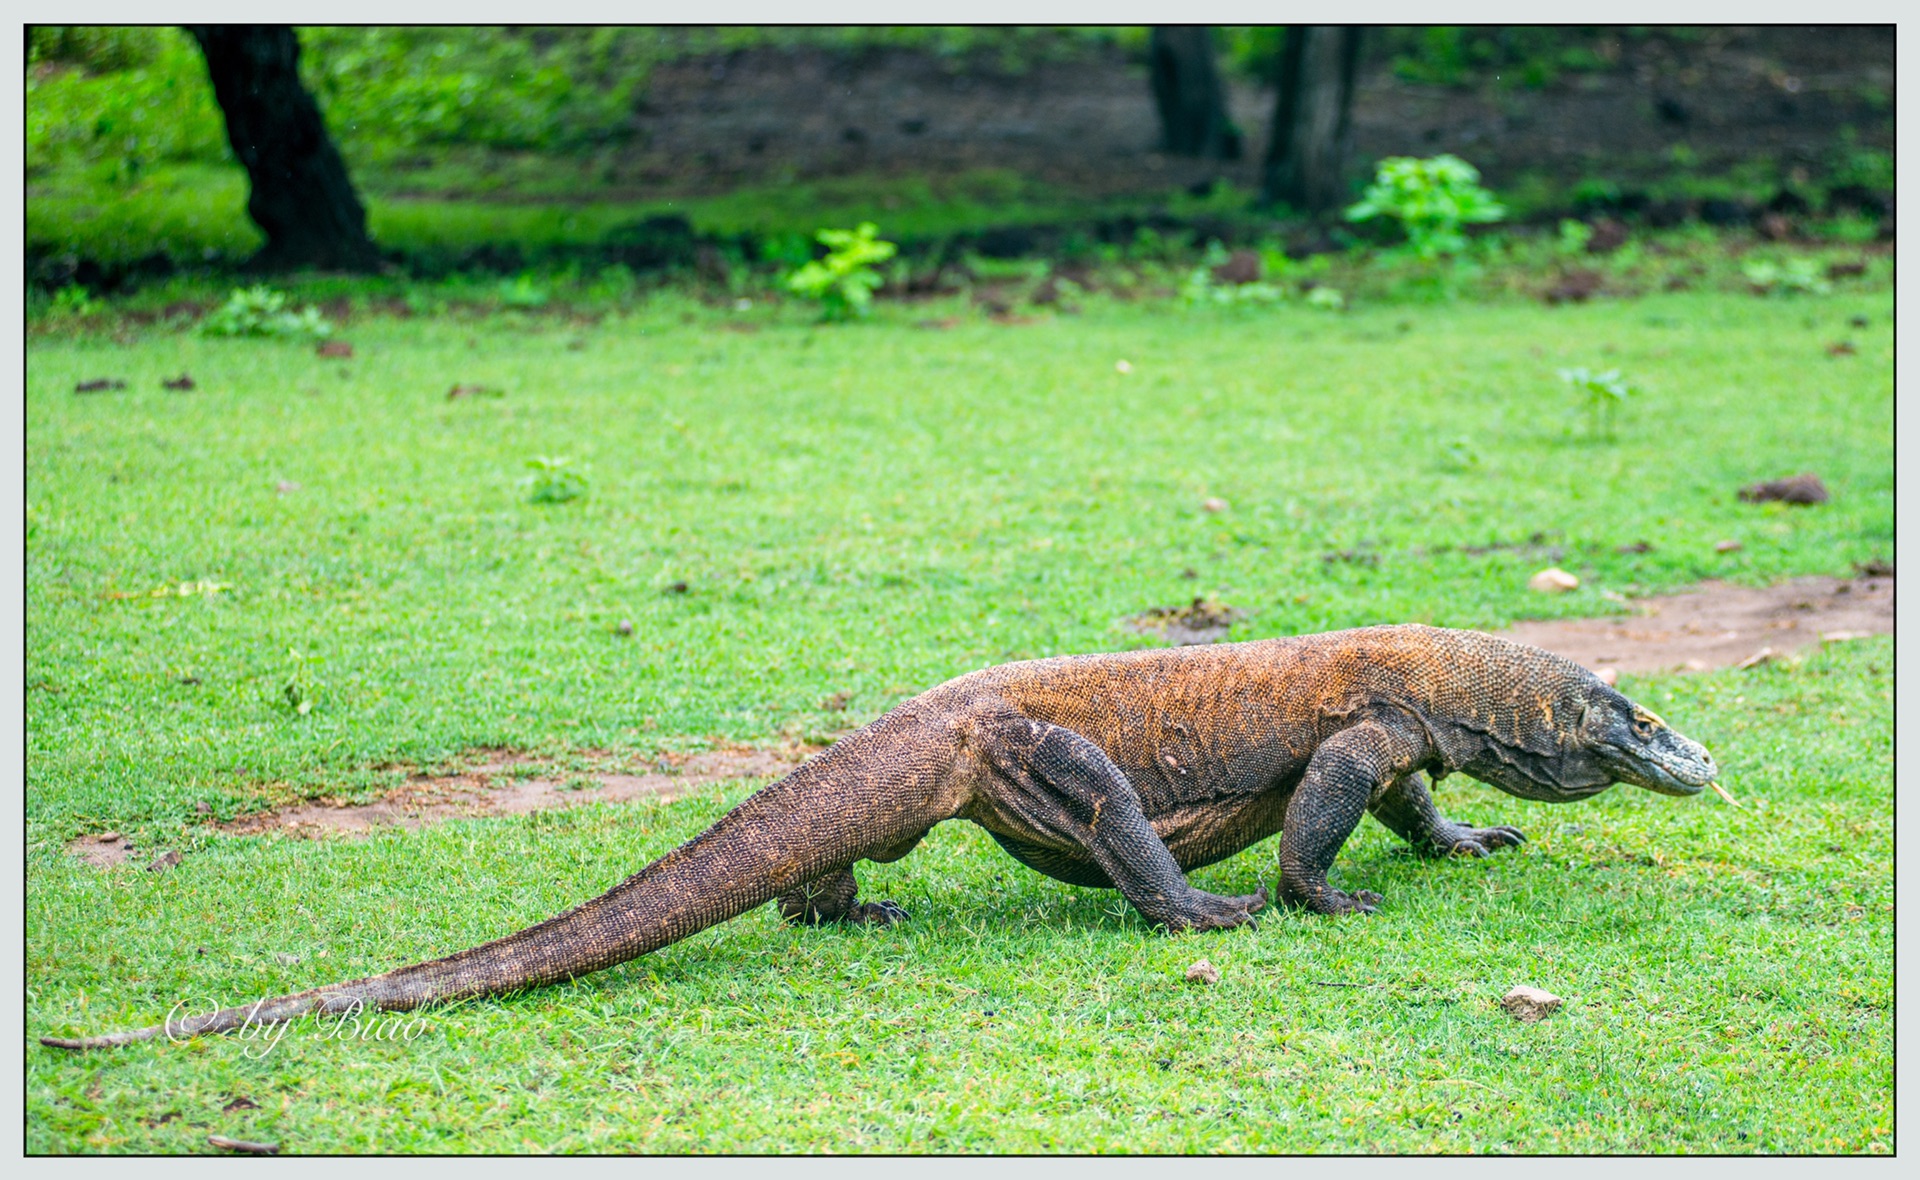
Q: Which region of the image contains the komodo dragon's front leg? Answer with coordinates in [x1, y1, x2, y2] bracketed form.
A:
[972, 709, 1267, 931]
[1367, 771, 1526, 859]
[1280, 714, 1437, 915]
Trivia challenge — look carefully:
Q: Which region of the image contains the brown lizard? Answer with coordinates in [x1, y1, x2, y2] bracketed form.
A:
[41, 624, 1721, 1050]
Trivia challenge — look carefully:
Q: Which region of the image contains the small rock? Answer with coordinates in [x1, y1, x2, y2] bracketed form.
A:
[1738, 473, 1829, 506]
[274, 952, 302, 966]
[662, 581, 690, 595]
[615, 620, 634, 637]
[1735, 648, 1776, 670]
[316, 340, 354, 359]
[1528, 568, 1580, 593]
[275, 480, 302, 495]
[146, 850, 182, 872]
[99, 831, 121, 843]
[1185, 959, 1221, 985]
[1592, 667, 1619, 686]
[1714, 539, 1743, 553]
[1201, 498, 1228, 514]
[1114, 359, 1133, 374]
[1500, 985, 1562, 1023]
[194, 801, 211, 814]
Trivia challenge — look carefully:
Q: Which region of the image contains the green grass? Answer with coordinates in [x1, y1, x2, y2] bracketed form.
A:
[28, 160, 1269, 273]
[27, 289, 1891, 1151]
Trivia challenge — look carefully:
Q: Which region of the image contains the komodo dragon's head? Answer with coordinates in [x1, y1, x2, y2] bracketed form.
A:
[1572, 688, 1720, 799]
[1446, 669, 1722, 805]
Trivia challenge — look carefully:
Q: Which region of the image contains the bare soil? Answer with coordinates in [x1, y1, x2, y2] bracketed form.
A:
[66, 574, 1891, 864]
[1498, 572, 1892, 675]
[615, 28, 1892, 206]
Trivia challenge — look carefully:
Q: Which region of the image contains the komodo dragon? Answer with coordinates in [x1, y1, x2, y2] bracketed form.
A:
[42, 624, 1723, 1050]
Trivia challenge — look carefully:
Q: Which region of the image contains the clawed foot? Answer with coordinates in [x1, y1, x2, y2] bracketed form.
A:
[1435, 824, 1526, 858]
[1161, 884, 1268, 932]
[1281, 882, 1382, 915]
[848, 900, 910, 926]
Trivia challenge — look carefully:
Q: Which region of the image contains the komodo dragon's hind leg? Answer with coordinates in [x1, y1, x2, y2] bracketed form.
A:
[1366, 772, 1526, 859]
[778, 829, 927, 926]
[974, 709, 1266, 931]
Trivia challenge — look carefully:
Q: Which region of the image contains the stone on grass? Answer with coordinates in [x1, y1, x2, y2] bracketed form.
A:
[1185, 959, 1220, 985]
[1528, 568, 1580, 593]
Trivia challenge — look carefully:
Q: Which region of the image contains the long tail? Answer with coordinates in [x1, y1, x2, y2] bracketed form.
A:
[41, 725, 954, 1051]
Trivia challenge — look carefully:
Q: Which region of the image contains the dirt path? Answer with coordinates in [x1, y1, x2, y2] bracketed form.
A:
[69, 573, 1890, 864]
[1498, 572, 1891, 676]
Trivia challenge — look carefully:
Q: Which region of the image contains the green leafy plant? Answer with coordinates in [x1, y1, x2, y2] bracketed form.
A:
[524, 455, 587, 504]
[1181, 242, 1285, 307]
[1346, 154, 1506, 259]
[49, 285, 99, 319]
[281, 647, 322, 717]
[1560, 366, 1632, 440]
[497, 272, 551, 308]
[1305, 285, 1346, 311]
[1742, 258, 1832, 296]
[1556, 218, 1595, 256]
[784, 222, 898, 319]
[200, 285, 333, 340]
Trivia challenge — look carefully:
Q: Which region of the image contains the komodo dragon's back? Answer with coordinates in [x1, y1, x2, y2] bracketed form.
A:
[42, 625, 1720, 1050]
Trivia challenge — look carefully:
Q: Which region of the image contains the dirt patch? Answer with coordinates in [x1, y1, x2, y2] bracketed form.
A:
[214, 744, 820, 840]
[1497, 573, 1892, 675]
[1127, 597, 1248, 646]
[69, 832, 137, 868]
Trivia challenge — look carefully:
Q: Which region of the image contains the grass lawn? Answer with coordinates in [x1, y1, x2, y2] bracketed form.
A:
[26, 288, 1892, 1152]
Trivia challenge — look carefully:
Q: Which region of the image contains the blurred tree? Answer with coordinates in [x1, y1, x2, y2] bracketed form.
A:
[1148, 27, 1240, 159]
[1261, 26, 1362, 214]
[186, 25, 380, 271]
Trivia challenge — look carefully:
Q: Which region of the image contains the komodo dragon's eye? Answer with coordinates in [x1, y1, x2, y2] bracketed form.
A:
[1631, 716, 1657, 740]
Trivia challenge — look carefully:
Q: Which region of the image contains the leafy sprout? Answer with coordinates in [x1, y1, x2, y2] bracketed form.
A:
[201, 286, 333, 340]
[1559, 366, 1632, 441]
[784, 222, 898, 320]
[524, 455, 587, 504]
[1345, 154, 1506, 259]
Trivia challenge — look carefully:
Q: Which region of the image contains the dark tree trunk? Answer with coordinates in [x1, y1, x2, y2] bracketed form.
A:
[187, 25, 380, 272]
[1148, 27, 1241, 159]
[1261, 26, 1363, 214]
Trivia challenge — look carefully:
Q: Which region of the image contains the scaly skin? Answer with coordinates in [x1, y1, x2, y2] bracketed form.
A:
[41, 624, 1719, 1050]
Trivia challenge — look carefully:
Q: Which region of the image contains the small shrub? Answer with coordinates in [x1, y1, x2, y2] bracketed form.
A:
[1345, 154, 1506, 259]
[201, 286, 333, 340]
[1556, 219, 1594, 256]
[1560, 366, 1632, 441]
[496, 273, 551, 308]
[1181, 243, 1285, 307]
[1305, 285, 1346, 311]
[784, 222, 898, 320]
[49, 285, 100, 319]
[524, 455, 587, 505]
[1742, 258, 1832, 296]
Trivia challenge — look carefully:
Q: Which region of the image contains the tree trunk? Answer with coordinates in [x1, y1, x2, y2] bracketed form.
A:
[187, 25, 380, 272]
[1261, 26, 1362, 214]
[1148, 27, 1241, 159]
